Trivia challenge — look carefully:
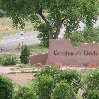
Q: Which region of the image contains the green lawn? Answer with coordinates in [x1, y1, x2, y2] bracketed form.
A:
[16, 44, 48, 55]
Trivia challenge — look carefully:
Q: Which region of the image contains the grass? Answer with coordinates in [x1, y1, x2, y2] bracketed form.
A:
[16, 44, 48, 55]
[0, 44, 48, 67]
[0, 17, 34, 39]
[0, 17, 48, 54]
[28, 44, 48, 55]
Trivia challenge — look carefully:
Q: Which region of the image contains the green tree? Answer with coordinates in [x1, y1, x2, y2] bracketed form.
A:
[0, 9, 6, 17]
[20, 46, 30, 64]
[0, 0, 98, 39]
[37, 23, 49, 47]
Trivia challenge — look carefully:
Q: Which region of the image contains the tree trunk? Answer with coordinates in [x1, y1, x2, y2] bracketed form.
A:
[47, 25, 54, 39]
[53, 24, 61, 39]
[37, 9, 62, 39]
[37, 10, 53, 39]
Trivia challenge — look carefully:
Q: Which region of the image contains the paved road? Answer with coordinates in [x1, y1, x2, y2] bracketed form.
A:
[0, 17, 99, 52]
[0, 31, 40, 52]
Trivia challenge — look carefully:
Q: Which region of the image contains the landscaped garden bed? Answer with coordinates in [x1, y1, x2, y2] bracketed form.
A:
[0, 66, 99, 99]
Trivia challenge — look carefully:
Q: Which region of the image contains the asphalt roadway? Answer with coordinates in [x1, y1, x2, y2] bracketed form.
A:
[0, 17, 99, 52]
[0, 31, 40, 52]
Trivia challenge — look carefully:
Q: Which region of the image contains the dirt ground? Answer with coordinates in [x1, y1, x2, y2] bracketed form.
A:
[4, 73, 35, 86]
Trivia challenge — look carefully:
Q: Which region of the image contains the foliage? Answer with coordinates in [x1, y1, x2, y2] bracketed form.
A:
[64, 31, 85, 46]
[35, 66, 81, 93]
[20, 46, 30, 64]
[0, 17, 35, 40]
[15, 86, 36, 99]
[83, 27, 98, 43]
[16, 44, 48, 55]
[64, 26, 99, 46]
[37, 23, 49, 47]
[34, 74, 54, 99]
[0, 54, 18, 66]
[0, 75, 14, 99]
[0, 9, 6, 17]
[0, 0, 98, 39]
[94, 26, 99, 42]
[81, 0, 99, 28]
[35, 66, 61, 77]
[83, 90, 99, 99]
[84, 69, 99, 90]
[58, 70, 81, 93]
[52, 81, 76, 99]
[83, 69, 99, 99]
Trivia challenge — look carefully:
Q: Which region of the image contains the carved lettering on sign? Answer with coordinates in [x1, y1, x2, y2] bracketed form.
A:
[54, 50, 74, 56]
[46, 39, 99, 67]
[54, 50, 98, 56]
[84, 50, 98, 56]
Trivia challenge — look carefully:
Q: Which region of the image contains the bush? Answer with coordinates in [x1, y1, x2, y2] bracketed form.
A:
[83, 90, 99, 99]
[34, 74, 54, 99]
[35, 66, 61, 78]
[57, 69, 81, 93]
[35, 66, 81, 93]
[64, 31, 85, 46]
[37, 23, 49, 47]
[0, 75, 14, 99]
[52, 81, 76, 99]
[0, 54, 18, 66]
[0, 10, 6, 17]
[15, 86, 36, 99]
[83, 69, 99, 99]
[84, 69, 99, 90]
[20, 46, 30, 64]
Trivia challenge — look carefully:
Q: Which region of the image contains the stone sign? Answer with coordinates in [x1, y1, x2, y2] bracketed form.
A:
[46, 39, 99, 67]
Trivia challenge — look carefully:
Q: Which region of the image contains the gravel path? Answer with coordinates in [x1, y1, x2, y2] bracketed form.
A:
[0, 66, 12, 73]
[0, 66, 97, 86]
[0, 66, 34, 85]
[5, 73, 34, 86]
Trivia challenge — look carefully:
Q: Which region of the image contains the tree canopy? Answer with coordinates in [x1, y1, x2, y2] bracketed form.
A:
[0, 0, 99, 39]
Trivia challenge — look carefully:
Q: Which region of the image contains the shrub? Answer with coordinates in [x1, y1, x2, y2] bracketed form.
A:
[15, 86, 36, 99]
[34, 74, 54, 99]
[35, 66, 81, 93]
[52, 81, 76, 99]
[20, 46, 30, 64]
[0, 75, 14, 99]
[0, 10, 6, 17]
[37, 23, 49, 47]
[0, 54, 18, 66]
[35, 66, 61, 78]
[57, 69, 81, 93]
[83, 90, 99, 99]
[83, 69, 99, 99]
[84, 69, 99, 90]
[64, 31, 85, 46]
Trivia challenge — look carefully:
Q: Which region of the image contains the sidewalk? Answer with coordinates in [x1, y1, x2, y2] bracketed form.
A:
[0, 65, 97, 74]
[0, 66, 12, 73]
[61, 66, 97, 71]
